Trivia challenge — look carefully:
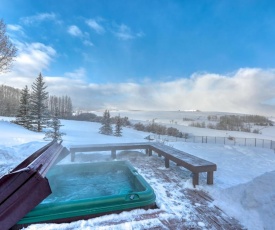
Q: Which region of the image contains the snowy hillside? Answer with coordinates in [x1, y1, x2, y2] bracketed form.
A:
[0, 113, 275, 229]
[92, 110, 275, 140]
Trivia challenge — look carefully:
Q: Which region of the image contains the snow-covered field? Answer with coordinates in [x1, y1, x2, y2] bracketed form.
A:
[1, 111, 275, 230]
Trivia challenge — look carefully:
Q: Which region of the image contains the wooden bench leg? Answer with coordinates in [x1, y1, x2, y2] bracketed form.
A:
[71, 151, 75, 162]
[111, 149, 116, 159]
[158, 153, 161, 157]
[148, 149, 152, 156]
[207, 171, 214, 184]
[193, 173, 199, 187]
[165, 157, 169, 168]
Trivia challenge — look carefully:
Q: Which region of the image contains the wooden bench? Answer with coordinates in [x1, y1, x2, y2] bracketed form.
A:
[149, 142, 217, 186]
[70, 142, 217, 187]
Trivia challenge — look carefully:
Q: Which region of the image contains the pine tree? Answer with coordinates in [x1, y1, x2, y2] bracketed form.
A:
[14, 85, 32, 129]
[29, 73, 50, 132]
[114, 115, 123, 137]
[99, 110, 113, 135]
[44, 107, 65, 141]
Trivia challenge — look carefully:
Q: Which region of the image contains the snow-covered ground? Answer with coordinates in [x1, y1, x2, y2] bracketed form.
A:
[1, 112, 275, 230]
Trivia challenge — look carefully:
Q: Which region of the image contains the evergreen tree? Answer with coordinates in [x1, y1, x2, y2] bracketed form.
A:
[29, 73, 49, 132]
[99, 110, 113, 135]
[44, 107, 65, 141]
[14, 85, 32, 129]
[114, 115, 123, 137]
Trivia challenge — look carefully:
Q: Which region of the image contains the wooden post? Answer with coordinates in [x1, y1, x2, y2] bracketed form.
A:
[148, 149, 152, 156]
[193, 173, 199, 187]
[207, 171, 214, 185]
[111, 149, 116, 159]
[165, 157, 169, 168]
[71, 151, 75, 162]
[158, 153, 161, 157]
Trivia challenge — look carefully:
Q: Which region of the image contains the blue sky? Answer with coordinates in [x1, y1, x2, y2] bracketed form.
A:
[1, 0, 275, 114]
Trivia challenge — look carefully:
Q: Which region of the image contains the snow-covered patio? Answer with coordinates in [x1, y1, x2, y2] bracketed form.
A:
[1, 116, 275, 230]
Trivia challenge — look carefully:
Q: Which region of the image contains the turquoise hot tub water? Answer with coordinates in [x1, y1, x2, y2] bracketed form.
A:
[17, 161, 156, 225]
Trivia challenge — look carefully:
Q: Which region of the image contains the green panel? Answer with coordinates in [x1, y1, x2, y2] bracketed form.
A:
[18, 161, 156, 224]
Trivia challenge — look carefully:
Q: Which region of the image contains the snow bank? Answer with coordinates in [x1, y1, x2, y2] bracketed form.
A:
[214, 170, 275, 230]
[0, 119, 44, 146]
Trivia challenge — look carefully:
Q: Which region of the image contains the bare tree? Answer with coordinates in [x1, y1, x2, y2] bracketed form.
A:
[0, 19, 17, 73]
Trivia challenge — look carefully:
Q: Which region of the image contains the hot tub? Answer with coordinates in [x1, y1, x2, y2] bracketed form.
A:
[17, 161, 156, 225]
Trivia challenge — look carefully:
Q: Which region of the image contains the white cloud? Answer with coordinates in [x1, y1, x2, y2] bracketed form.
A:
[86, 19, 105, 34]
[67, 26, 93, 47]
[67, 25, 83, 37]
[20, 12, 58, 25]
[64, 67, 86, 80]
[7, 24, 26, 38]
[7, 24, 23, 31]
[1, 44, 275, 117]
[114, 24, 134, 40]
[0, 41, 56, 87]
[85, 19, 144, 40]
[83, 40, 94, 47]
[113, 24, 145, 41]
[136, 31, 145, 38]
[49, 68, 275, 115]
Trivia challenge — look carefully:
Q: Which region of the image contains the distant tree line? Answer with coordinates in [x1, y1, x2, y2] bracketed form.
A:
[71, 112, 131, 126]
[71, 111, 188, 138]
[0, 84, 73, 118]
[48, 95, 73, 119]
[133, 120, 188, 139]
[207, 114, 272, 125]
[0, 85, 20, 116]
[191, 115, 273, 133]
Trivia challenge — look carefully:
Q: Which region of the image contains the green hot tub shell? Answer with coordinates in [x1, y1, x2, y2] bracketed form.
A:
[17, 161, 156, 225]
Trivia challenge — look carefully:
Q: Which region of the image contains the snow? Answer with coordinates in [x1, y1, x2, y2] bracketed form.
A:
[1, 112, 275, 230]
